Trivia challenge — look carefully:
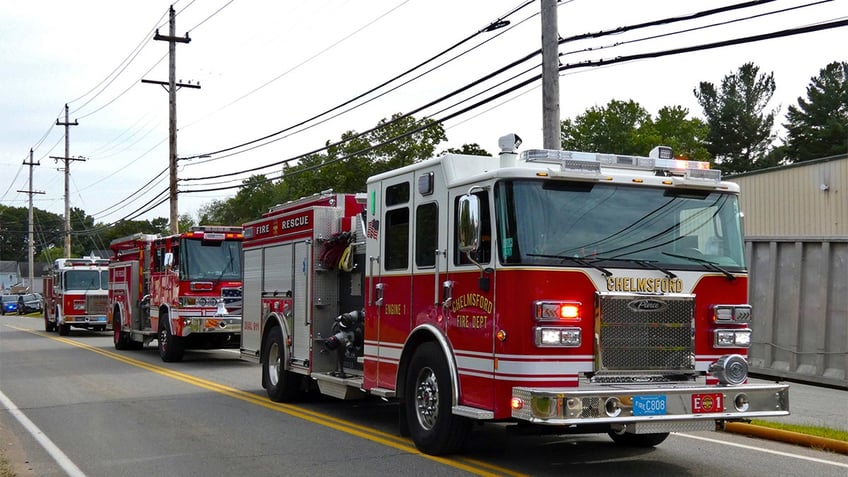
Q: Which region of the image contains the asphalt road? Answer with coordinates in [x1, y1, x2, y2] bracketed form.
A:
[2, 314, 847, 477]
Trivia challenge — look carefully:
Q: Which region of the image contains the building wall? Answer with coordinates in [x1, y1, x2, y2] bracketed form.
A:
[728, 155, 848, 238]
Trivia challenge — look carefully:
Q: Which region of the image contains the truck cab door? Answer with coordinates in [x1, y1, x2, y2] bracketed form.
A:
[445, 187, 495, 410]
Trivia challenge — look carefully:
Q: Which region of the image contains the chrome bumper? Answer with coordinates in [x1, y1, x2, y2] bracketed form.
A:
[179, 315, 242, 335]
[511, 383, 789, 426]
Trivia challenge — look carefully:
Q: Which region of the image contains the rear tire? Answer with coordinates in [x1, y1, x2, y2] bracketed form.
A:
[44, 310, 55, 332]
[158, 313, 184, 362]
[262, 326, 301, 402]
[608, 430, 669, 447]
[404, 342, 470, 455]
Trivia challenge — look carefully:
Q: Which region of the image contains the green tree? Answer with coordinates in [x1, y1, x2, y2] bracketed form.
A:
[783, 61, 848, 161]
[280, 114, 445, 201]
[695, 62, 778, 173]
[561, 99, 651, 154]
[441, 143, 491, 156]
[0, 205, 64, 262]
[559, 100, 710, 160]
[198, 175, 278, 226]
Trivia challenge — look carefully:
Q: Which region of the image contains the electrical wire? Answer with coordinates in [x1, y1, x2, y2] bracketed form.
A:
[179, 0, 535, 160]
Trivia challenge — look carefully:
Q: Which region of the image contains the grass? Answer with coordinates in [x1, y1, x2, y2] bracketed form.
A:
[750, 419, 848, 442]
[0, 453, 15, 477]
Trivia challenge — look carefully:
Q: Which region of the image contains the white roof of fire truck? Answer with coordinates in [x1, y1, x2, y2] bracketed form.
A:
[368, 134, 737, 193]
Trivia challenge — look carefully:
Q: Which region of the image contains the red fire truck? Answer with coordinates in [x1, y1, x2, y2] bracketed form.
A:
[240, 134, 789, 455]
[43, 257, 111, 336]
[108, 226, 244, 362]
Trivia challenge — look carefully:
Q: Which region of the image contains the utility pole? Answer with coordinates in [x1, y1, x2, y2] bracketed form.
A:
[19, 149, 44, 290]
[54, 103, 79, 257]
[541, 0, 561, 150]
[142, 5, 199, 234]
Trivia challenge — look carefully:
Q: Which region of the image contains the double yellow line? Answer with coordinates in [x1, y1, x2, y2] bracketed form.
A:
[17, 326, 525, 477]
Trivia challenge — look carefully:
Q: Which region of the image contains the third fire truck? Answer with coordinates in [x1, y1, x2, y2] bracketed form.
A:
[43, 257, 111, 336]
[240, 134, 789, 455]
[109, 226, 244, 362]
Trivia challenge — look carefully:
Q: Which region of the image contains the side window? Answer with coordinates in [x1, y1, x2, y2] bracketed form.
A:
[454, 190, 491, 266]
[384, 182, 411, 270]
[154, 245, 163, 272]
[415, 203, 438, 268]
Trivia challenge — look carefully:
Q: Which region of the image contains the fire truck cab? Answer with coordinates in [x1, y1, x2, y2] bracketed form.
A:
[241, 135, 789, 455]
[109, 226, 244, 362]
[43, 257, 111, 336]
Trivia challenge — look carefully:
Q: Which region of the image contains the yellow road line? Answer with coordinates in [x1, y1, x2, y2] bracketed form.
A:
[12, 326, 527, 477]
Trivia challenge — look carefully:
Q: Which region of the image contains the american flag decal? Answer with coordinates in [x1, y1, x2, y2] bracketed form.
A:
[366, 218, 379, 239]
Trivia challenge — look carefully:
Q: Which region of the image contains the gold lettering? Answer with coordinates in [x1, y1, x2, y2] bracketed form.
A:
[606, 276, 684, 293]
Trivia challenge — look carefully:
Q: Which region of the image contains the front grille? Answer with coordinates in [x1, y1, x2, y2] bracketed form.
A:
[596, 293, 694, 374]
[86, 294, 109, 314]
[222, 287, 242, 315]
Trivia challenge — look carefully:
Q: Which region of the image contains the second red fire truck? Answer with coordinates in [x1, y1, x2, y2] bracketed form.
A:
[240, 135, 789, 455]
[108, 226, 244, 361]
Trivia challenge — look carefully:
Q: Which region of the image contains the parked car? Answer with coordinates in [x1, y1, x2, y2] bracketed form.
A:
[1, 295, 19, 315]
[17, 293, 43, 314]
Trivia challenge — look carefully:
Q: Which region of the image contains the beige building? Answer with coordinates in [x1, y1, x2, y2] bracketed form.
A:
[727, 154, 847, 238]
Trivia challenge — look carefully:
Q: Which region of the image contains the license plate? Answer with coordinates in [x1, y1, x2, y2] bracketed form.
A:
[94, 316, 107, 322]
[632, 395, 667, 416]
[692, 393, 724, 413]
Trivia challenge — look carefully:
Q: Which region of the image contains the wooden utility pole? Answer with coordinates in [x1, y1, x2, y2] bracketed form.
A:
[18, 149, 44, 289]
[143, 5, 199, 234]
[54, 103, 79, 256]
[541, 0, 561, 150]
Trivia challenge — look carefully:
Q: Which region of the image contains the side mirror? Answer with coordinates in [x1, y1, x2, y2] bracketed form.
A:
[457, 194, 481, 254]
[164, 252, 174, 269]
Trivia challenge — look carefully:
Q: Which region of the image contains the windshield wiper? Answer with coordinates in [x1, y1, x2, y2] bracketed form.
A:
[590, 256, 677, 279]
[662, 251, 735, 280]
[528, 253, 612, 277]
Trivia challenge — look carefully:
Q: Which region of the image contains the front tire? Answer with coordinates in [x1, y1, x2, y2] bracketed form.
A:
[59, 323, 70, 336]
[262, 326, 301, 402]
[114, 310, 131, 350]
[608, 430, 669, 447]
[404, 342, 470, 455]
[158, 313, 184, 362]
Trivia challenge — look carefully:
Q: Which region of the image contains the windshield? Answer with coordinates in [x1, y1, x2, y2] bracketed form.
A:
[180, 238, 242, 281]
[494, 179, 746, 270]
[64, 269, 107, 290]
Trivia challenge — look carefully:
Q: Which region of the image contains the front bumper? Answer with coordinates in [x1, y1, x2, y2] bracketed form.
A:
[179, 315, 241, 336]
[62, 314, 112, 329]
[511, 383, 789, 427]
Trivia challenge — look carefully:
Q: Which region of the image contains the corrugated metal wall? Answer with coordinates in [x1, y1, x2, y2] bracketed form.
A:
[730, 155, 847, 237]
[746, 238, 848, 388]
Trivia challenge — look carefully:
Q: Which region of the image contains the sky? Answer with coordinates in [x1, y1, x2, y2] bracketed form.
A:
[0, 0, 846, 231]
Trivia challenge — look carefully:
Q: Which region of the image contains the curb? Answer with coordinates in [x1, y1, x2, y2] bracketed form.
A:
[724, 422, 848, 455]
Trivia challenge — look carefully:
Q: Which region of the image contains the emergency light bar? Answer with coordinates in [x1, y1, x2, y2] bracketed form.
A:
[187, 225, 244, 240]
[521, 147, 721, 182]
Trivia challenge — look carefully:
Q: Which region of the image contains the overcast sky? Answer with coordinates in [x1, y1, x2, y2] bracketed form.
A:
[1, 0, 845, 228]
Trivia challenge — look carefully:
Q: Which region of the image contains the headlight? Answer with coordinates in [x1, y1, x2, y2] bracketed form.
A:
[535, 327, 581, 347]
[715, 329, 752, 348]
